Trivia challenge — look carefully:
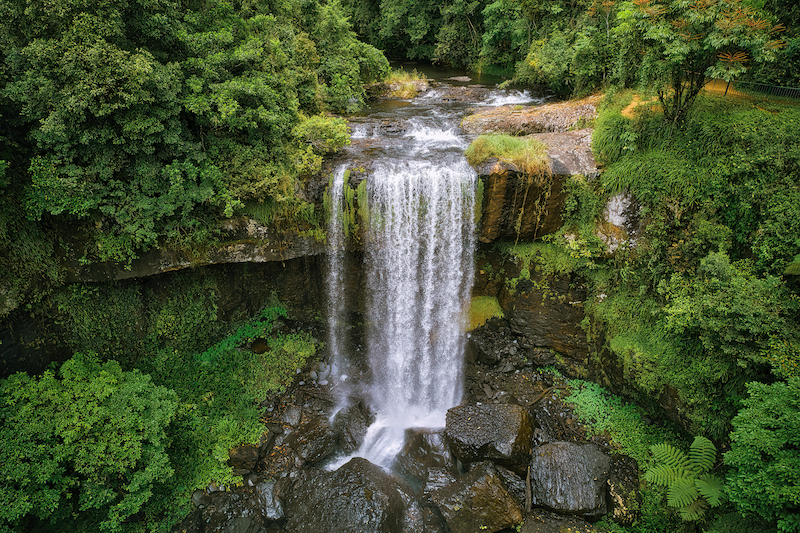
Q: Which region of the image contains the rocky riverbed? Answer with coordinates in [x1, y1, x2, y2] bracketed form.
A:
[176, 316, 640, 533]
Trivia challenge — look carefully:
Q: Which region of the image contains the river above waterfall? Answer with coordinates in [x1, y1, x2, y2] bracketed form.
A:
[325, 73, 546, 470]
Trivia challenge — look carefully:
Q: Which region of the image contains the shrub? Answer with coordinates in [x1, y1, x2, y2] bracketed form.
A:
[0, 354, 178, 532]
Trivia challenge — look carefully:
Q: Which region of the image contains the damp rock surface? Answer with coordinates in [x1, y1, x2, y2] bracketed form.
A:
[445, 403, 533, 475]
[396, 428, 456, 483]
[284, 414, 337, 464]
[430, 461, 523, 533]
[530, 441, 611, 517]
[284, 457, 417, 533]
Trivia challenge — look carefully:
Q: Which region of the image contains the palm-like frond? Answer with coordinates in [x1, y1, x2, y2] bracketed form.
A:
[668, 476, 700, 508]
[678, 497, 708, 521]
[688, 436, 716, 474]
[650, 442, 689, 473]
[645, 464, 683, 487]
[695, 474, 726, 507]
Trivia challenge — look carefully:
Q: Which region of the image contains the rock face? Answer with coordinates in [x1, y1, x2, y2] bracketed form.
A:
[500, 269, 589, 368]
[284, 414, 337, 464]
[477, 166, 569, 243]
[396, 428, 457, 484]
[284, 457, 420, 533]
[429, 461, 523, 533]
[530, 442, 611, 517]
[445, 404, 533, 475]
[466, 96, 600, 245]
[474, 130, 598, 244]
[63, 217, 327, 283]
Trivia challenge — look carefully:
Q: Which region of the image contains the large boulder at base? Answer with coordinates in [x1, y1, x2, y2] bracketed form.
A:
[429, 461, 523, 533]
[530, 442, 610, 517]
[445, 404, 533, 474]
[200, 479, 286, 532]
[396, 428, 457, 484]
[284, 457, 422, 533]
[284, 414, 337, 464]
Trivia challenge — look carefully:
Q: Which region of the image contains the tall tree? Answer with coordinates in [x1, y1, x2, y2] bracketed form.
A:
[626, 0, 785, 122]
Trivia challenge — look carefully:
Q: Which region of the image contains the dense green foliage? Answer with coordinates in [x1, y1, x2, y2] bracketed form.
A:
[0, 354, 178, 532]
[725, 378, 800, 532]
[645, 436, 725, 521]
[0, 0, 388, 312]
[2, 273, 319, 531]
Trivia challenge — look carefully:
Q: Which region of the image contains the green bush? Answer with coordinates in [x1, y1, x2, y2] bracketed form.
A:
[0, 354, 178, 532]
[725, 377, 800, 533]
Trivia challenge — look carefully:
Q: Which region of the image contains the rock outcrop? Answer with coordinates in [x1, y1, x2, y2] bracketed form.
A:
[529, 441, 611, 518]
[284, 457, 421, 533]
[445, 404, 533, 475]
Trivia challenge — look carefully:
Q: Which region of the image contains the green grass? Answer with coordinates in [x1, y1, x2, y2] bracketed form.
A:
[464, 134, 551, 177]
[384, 68, 428, 98]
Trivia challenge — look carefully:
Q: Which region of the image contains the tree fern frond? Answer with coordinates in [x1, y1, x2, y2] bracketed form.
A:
[678, 497, 707, 521]
[668, 476, 699, 509]
[688, 436, 716, 474]
[645, 464, 684, 487]
[695, 474, 726, 507]
[650, 442, 689, 472]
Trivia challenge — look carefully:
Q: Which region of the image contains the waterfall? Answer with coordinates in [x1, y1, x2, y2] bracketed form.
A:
[356, 157, 476, 467]
[326, 165, 350, 413]
[325, 88, 479, 470]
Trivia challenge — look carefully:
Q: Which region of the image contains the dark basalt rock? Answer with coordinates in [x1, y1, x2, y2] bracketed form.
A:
[332, 401, 373, 454]
[228, 444, 259, 472]
[284, 457, 421, 533]
[445, 404, 533, 475]
[284, 414, 337, 464]
[530, 441, 611, 518]
[422, 467, 459, 504]
[429, 461, 523, 533]
[199, 479, 286, 532]
[396, 428, 456, 484]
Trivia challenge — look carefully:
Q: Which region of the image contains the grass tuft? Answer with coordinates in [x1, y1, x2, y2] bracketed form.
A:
[464, 134, 552, 178]
[468, 296, 504, 330]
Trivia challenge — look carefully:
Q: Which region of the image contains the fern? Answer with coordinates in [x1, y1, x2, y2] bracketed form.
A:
[650, 442, 690, 473]
[645, 436, 726, 522]
[695, 474, 726, 507]
[688, 436, 716, 474]
[668, 477, 699, 508]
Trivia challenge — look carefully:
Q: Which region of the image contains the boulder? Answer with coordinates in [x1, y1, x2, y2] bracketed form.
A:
[396, 428, 456, 484]
[285, 414, 337, 464]
[530, 442, 610, 517]
[228, 444, 259, 472]
[445, 404, 533, 475]
[284, 457, 421, 533]
[422, 467, 458, 504]
[429, 461, 523, 533]
[332, 401, 373, 453]
[200, 479, 286, 532]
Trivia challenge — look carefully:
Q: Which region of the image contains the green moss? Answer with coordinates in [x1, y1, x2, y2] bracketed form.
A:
[468, 296, 504, 330]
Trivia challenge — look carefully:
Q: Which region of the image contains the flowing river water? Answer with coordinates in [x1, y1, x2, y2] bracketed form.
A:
[326, 72, 541, 470]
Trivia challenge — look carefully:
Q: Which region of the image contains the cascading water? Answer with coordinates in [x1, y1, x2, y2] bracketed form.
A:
[354, 156, 475, 467]
[325, 165, 350, 413]
[326, 75, 529, 470]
